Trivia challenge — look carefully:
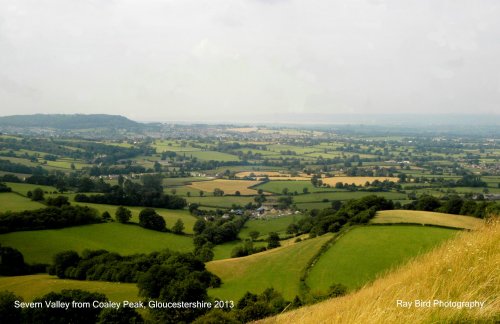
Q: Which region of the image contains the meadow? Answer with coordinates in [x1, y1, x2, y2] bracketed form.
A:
[206, 234, 332, 300]
[306, 226, 458, 292]
[187, 179, 263, 195]
[0, 192, 46, 212]
[238, 214, 304, 240]
[0, 275, 139, 302]
[372, 210, 484, 230]
[256, 180, 335, 194]
[0, 223, 194, 264]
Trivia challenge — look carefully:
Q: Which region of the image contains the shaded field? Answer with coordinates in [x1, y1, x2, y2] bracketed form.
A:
[188, 179, 263, 195]
[264, 221, 499, 324]
[0, 192, 46, 212]
[212, 240, 268, 261]
[0, 274, 139, 302]
[372, 210, 484, 230]
[306, 226, 457, 292]
[206, 234, 332, 300]
[0, 223, 193, 264]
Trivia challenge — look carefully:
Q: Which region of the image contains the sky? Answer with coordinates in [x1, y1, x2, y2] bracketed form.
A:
[0, 0, 499, 123]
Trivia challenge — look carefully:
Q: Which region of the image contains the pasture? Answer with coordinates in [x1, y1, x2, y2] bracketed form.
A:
[187, 179, 263, 195]
[239, 214, 304, 240]
[372, 210, 484, 230]
[255, 180, 334, 194]
[0, 275, 139, 302]
[0, 192, 46, 212]
[5, 182, 59, 196]
[206, 234, 332, 300]
[306, 226, 457, 292]
[0, 223, 194, 264]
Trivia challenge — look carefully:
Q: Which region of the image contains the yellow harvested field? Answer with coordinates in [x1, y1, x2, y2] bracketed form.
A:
[187, 179, 263, 195]
[372, 210, 484, 230]
[321, 176, 400, 186]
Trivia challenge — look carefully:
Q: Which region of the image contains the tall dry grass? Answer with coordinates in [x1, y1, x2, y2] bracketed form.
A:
[260, 218, 500, 324]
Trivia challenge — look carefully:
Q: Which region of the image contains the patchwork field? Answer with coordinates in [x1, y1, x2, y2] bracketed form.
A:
[372, 210, 484, 230]
[0, 223, 194, 264]
[0, 192, 46, 212]
[0, 275, 139, 302]
[206, 234, 332, 300]
[187, 179, 263, 195]
[306, 226, 458, 292]
[321, 176, 400, 186]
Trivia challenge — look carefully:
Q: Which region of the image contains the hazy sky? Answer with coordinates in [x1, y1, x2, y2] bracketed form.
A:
[0, 0, 499, 122]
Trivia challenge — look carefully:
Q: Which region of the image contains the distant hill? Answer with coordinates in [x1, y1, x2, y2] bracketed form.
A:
[0, 114, 141, 130]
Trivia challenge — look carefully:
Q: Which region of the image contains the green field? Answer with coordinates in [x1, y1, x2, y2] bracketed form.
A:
[212, 240, 268, 260]
[0, 223, 193, 264]
[0, 192, 46, 212]
[182, 151, 240, 162]
[239, 214, 304, 240]
[206, 234, 332, 300]
[292, 191, 407, 203]
[306, 226, 458, 292]
[0, 275, 139, 302]
[5, 182, 59, 196]
[186, 196, 255, 208]
[372, 210, 484, 230]
[256, 181, 334, 194]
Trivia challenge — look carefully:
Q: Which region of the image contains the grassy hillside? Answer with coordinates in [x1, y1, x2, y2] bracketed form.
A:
[0, 223, 193, 264]
[206, 234, 332, 300]
[0, 275, 139, 302]
[372, 210, 484, 230]
[0, 192, 46, 212]
[262, 220, 499, 324]
[307, 226, 457, 291]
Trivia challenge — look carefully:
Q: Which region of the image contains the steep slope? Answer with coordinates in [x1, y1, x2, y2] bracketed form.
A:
[260, 219, 499, 324]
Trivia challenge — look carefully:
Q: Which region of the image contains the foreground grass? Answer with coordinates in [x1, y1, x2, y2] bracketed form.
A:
[372, 210, 484, 230]
[0, 274, 139, 302]
[206, 234, 332, 301]
[263, 220, 499, 323]
[0, 192, 46, 212]
[0, 223, 193, 264]
[307, 226, 457, 292]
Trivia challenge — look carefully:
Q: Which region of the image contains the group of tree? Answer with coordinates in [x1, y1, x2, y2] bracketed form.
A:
[404, 194, 500, 218]
[193, 215, 248, 246]
[0, 205, 101, 233]
[288, 195, 394, 237]
[0, 245, 46, 276]
[74, 175, 186, 209]
[0, 290, 143, 324]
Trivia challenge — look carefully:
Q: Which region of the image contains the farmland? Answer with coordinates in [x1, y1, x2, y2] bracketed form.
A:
[306, 226, 458, 291]
[239, 214, 304, 240]
[321, 176, 400, 186]
[0, 223, 193, 264]
[0, 275, 139, 302]
[372, 210, 484, 230]
[207, 234, 333, 300]
[187, 179, 263, 195]
[0, 192, 46, 212]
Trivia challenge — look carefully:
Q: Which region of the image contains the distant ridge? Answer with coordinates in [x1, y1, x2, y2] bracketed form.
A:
[0, 114, 140, 129]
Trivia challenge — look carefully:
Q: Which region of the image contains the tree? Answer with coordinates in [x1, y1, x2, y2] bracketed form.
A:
[97, 307, 144, 324]
[199, 190, 204, 197]
[115, 206, 132, 223]
[46, 196, 70, 207]
[235, 190, 241, 196]
[193, 219, 206, 235]
[172, 219, 185, 234]
[139, 208, 166, 232]
[267, 232, 281, 249]
[51, 250, 80, 278]
[213, 188, 224, 197]
[302, 187, 309, 194]
[0, 291, 23, 324]
[31, 187, 44, 201]
[248, 231, 260, 241]
[101, 211, 111, 221]
[0, 245, 26, 275]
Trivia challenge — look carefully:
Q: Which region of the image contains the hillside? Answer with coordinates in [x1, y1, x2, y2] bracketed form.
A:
[0, 114, 140, 129]
[372, 210, 484, 230]
[260, 219, 499, 324]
